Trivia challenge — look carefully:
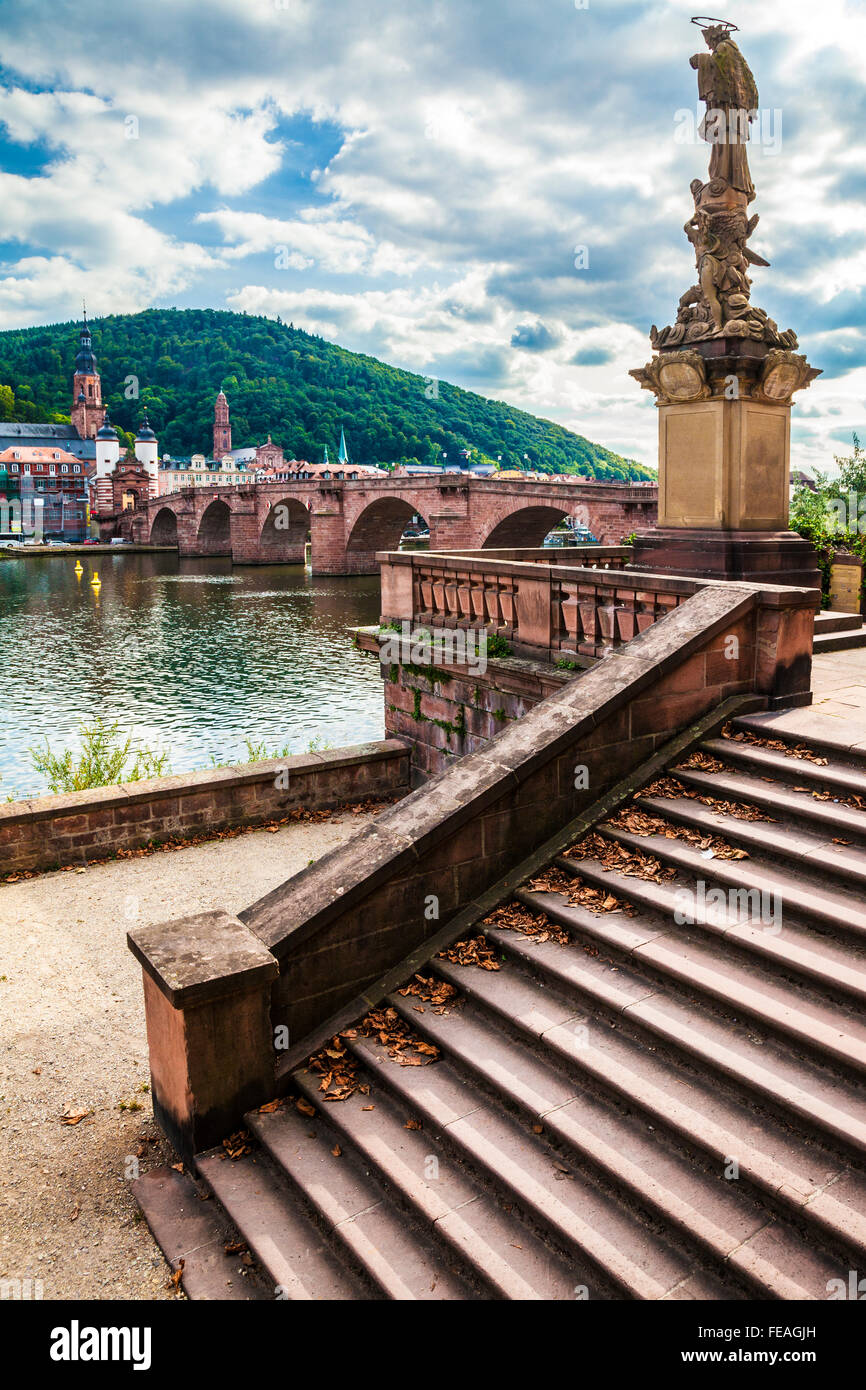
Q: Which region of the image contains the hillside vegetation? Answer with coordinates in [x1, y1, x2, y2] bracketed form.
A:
[0, 307, 653, 479]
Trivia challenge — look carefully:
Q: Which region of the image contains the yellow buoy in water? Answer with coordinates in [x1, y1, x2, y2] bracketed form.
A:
[90, 571, 101, 591]
[74, 560, 83, 576]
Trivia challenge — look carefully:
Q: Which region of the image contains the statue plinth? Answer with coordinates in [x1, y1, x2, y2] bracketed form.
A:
[630, 341, 821, 588]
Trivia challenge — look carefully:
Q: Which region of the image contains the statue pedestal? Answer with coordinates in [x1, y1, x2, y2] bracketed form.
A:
[629, 354, 820, 594]
[631, 527, 821, 590]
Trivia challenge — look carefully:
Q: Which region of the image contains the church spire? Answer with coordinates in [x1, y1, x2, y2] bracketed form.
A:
[70, 308, 105, 440]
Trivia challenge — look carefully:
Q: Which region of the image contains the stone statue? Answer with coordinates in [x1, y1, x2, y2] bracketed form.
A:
[690, 23, 758, 201]
[648, 19, 799, 353]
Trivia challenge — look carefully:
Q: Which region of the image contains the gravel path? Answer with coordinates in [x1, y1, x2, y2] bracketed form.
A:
[0, 810, 377, 1300]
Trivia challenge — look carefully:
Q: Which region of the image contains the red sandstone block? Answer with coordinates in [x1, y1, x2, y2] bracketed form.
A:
[575, 704, 629, 751]
[705, 646, 754, 685]
[175, 792, 218, 816]
[52, 814, 90, 835]
[653, 651, 707, 695]
[112, 803, 156, 828]
[629, 687, 719, 739]
[707, 616, 754, 652]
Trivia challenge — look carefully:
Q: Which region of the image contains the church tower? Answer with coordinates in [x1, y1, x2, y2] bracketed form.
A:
[70, 311, 105, 439]
[213, 390, 231, 458]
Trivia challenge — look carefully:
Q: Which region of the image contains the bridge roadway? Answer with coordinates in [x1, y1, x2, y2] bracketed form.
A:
[117, 474, 658, 575]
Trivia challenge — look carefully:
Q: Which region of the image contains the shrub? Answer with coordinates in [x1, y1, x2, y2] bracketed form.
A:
[29, 716, 171, 793]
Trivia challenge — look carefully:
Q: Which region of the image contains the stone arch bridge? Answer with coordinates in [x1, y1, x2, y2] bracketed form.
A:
[122, 476, 657, 575]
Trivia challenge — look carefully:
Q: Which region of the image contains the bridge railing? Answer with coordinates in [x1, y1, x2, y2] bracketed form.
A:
[378, 547, 712, 661]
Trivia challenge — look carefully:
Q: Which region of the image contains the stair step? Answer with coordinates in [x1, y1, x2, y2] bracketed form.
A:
[387, 983, 847, 1297]
[595, 824, 866, 989]
[288, 1066, 582, 1299]
[130, 1166, 271, 1300]
[673, 766, 866, 847]
[246, 1103, 470, 1299]
[813, 611, 863, 635]
[461, 923, 866, 1260]
[637, 793, 866, 895]
[732, 711, 866, 769]
[476, 903, 866, 1162]
[196, 1148, 365, 1300]
[813, 629, 866, 653]
[555, 849, 866, 1071]
[346, 1031, 735, 1300]
[701, 737, 866, 799]
[614, 812, 866, 998]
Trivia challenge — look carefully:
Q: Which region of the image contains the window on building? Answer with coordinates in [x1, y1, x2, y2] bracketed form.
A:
[10, 463, 18, 472]
[49, 465, 56, 475]
[62, 464, 68, 473]
[73, 464, 80, 473]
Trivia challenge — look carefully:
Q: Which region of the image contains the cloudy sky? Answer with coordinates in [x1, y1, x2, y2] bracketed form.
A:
[0, 0, 863, 471]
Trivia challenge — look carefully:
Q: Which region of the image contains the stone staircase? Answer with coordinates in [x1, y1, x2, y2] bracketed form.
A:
[814, 609, 866, 653]
[135, 711, 866, 1300]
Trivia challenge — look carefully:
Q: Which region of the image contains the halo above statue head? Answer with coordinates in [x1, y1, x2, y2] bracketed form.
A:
[690, 16, 739, 32]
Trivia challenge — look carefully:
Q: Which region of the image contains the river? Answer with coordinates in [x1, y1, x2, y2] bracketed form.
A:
[0, 552, 384, 799]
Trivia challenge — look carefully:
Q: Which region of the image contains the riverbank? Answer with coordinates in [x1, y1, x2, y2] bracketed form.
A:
[0, 803, 381, 1300]
[0, 544, 176, 557]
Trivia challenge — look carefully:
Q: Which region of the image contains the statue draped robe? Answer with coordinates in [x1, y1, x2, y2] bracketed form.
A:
[692, 38, 759, 201]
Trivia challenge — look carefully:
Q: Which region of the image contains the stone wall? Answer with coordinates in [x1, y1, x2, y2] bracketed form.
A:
[1, 741, 409, 875]
[354, 625, 584, 782]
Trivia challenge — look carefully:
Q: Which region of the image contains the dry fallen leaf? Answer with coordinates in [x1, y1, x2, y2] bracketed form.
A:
[59, 1107, 92, 1126]
[296, 1098, 316, 1117]
[169, 1259, 185, 1291]
[331, 1144, 342, 1157]
[405, 1119, 422, 1131]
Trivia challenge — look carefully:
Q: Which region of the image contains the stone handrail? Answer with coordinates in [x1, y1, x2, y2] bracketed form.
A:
[379, 549, 706, 660]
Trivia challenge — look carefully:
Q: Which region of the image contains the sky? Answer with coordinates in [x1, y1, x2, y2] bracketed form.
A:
[0, 0, 863, 472]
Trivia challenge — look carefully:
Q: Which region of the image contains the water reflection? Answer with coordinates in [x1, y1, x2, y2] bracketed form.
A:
[0, 553, 384, 797]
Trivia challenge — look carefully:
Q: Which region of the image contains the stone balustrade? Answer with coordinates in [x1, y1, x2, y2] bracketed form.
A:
[380, 548, 701, 660]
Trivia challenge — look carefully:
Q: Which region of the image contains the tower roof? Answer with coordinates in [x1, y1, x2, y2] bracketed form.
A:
[74, 314, 97, 375]
[96, 413, 118, 441]
[136, 410, 156, 441]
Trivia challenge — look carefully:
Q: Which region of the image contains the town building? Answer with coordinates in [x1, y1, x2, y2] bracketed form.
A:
[0, 317, 102, 539]
[0, 443, 91, 540]
[92, 410, 161, 519]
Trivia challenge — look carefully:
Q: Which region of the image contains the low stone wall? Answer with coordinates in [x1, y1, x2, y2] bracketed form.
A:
[354, 625, 586, 782]
[0, 741, 409, 875]
[128, 577, 817, 1156]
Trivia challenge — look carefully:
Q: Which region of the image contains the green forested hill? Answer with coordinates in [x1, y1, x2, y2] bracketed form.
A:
[0, 307, 653, 479]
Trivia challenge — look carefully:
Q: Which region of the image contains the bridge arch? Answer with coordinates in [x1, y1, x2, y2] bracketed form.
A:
[259, 496, 310, 563]
[344, 496, 431, 573]
[481, 504, 581, 550]
[150, 505, 179, 546]
[197, 499, 232, 555]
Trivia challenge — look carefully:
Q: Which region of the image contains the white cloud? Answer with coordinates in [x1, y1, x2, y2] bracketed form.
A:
[0, 0, 861, 466]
